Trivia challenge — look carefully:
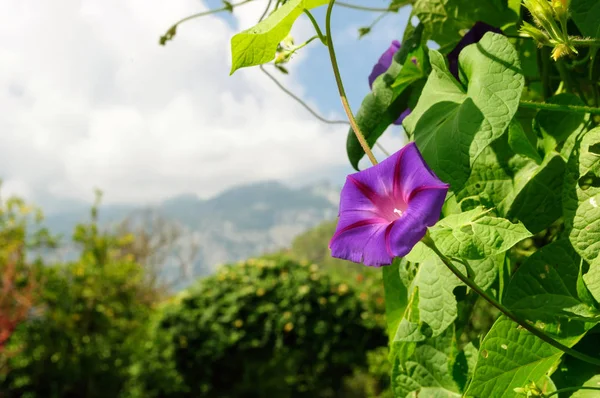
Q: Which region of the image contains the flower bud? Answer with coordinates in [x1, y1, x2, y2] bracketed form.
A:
[551, 42, 577, 61]
[551, 0, 569, 22]
[520, 21, 551, 46]
[523, 0, 562, 42]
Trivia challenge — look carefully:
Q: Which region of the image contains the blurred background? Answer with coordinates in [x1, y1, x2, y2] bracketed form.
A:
[0, 1, 420, 397]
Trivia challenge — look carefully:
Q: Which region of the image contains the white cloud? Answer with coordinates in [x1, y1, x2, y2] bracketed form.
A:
[0, 0, 348, 205]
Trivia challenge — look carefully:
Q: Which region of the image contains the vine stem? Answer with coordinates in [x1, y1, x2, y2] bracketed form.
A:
[421, 233, 600, 367]
[545, 386, 600, 397]
[160, 0, 254, 40]
[336, 1, 407, 12]
[520, 100, 600, 115]
[259, 65, 349, 125]
[325, 0, 378, 166]
[304, 10, 327, 45]
[571, 37, 600, 47]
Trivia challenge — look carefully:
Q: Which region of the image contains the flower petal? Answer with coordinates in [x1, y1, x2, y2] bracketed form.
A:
[393, 108, 412, 125]
[386, 213, 428, 258]
[368, 40, 401, 89]
[338, 175, 381, 215]
[447, 22, 503, 79]
[407, 185, 449, 227]
[329, 215, 394, 267]
[393, 142, 449, 202]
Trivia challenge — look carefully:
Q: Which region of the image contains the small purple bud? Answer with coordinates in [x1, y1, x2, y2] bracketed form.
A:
[368, 40, 410, 125]
[368, 40, 401, 89]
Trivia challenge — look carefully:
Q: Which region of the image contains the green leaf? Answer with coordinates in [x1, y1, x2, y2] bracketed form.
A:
[465, 316, 563, 398]
[508, 152, 566, 234]
[412, 0, 517, 51]
[571, 0, 600, 38]
[537, 93, 588, 144]
[394, 257, 464, 341]
[508, 119, 542, 164]
[503, 240, 600, 338]
[552, 333, 600, 397]
[417, 258, 463, 337]
[578, 260, 598, 307]
[571, 375, 600, 397]
[456, 136, 530, 215]
[405, 242, 500, 290]
[229, 0, 326, 74]
[403, 33, 524, 190]
[392, 328, 462, 397]
[346, 25, 427, 169]
[430, 207, 532, 260]
[383, 258, 408, 340]
[455, 132, 565, 234]
[471, 254, 503, 291]
[564, 127, 600, 264]
[583, 259, 600, 305]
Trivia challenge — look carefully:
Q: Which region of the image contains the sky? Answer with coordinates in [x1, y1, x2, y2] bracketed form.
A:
[0, 0, 411, 211]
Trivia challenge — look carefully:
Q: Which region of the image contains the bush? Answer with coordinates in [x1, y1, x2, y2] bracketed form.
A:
[1, 203, 154, 398]
[130, 255, 387, 397]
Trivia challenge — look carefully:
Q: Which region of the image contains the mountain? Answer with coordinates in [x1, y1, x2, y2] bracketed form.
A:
[43, 180, 340, 286]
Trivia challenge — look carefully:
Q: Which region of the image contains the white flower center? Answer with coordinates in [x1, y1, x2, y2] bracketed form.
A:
[393, 208, 403, 217]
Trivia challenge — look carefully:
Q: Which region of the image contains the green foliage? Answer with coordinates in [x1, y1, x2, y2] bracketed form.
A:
[404, 33, 525, 190]
[346, 25, 428, 169]
[429, 207, 532, 260]
[130, 255, 386, 397]
[229, 0, 327, 74]
[570, 0, 600, 38]
[466, 317, 563, 397]
[392, 327, 462, 397]
[503, 240, 600, 339]
[1, 203, 153, 398]
[411, 0, 518, 51]
[564, 127, 600, 264]
[508, 119, 543, 164]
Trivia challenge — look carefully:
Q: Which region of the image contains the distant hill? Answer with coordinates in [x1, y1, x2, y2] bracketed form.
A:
[43, 180, 340, 285]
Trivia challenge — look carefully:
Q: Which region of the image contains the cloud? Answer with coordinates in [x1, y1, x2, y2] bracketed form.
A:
[0, 0, 349, 206]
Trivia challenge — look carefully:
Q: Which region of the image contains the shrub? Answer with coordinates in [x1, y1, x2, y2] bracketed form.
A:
[1, 203, 154, 398]
[130, 255, 387, 397]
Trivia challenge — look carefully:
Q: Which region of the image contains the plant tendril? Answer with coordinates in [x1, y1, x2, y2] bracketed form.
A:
[159, 0, 254, 45]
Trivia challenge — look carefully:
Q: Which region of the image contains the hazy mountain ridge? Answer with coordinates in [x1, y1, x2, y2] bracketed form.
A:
[43, 180, 340, 283]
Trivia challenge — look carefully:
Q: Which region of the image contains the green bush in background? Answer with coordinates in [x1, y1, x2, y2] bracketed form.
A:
[129, 255, 387, 398]
[0, 191, 391, 397]
[1, 203, 154, 398]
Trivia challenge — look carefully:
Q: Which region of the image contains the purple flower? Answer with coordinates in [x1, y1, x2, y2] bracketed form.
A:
[368, 40, 409, 125]
[368, 40, 401, 89]
[447, 22, 503, 79]
[329, 142, 449, 267]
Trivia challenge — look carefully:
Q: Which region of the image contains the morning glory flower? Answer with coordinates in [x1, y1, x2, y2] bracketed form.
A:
[368, 40, 409, 125]
[447, 21, 503, 79]
[368, 40, 401, 89]
[329, 142, 449, 267]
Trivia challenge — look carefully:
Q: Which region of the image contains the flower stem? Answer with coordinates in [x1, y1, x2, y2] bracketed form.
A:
[519, 100, 600, 115]
[422, 233, 600, 367]
[303, 10, 328, 45]
[325, 0, 378, 166]
[545, 387, 600, 397]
